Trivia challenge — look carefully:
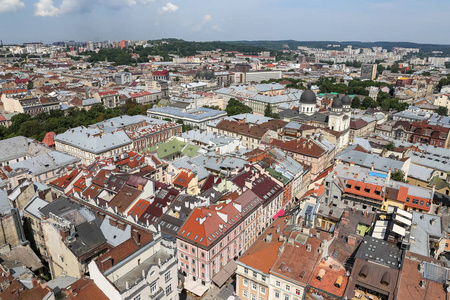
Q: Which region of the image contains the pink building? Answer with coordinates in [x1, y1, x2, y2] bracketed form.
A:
[176, 190, 263, 296]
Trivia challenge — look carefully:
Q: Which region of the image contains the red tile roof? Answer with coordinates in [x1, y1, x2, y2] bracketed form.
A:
[173, 169, 194, 188]
[65, 278, 108, 300]
[270, 138, 326, 158]
[42, 132, 56, 147]
[343, 179, 384, 202]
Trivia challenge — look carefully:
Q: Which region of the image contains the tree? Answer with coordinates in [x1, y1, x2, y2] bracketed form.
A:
[385, 142, 395, 151]
[27, 81, 34, 90]
[264, 103, 273, 117]
[362, 97, 377, 109]
[391, 169, 406, 182]
[435, 106, 449, 116]
[225, 98, 252, 116]
[351, 96, 361, 108]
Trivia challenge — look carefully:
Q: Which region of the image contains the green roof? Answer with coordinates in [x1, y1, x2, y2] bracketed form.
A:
[428, 176, 450, 190]
[181, 144, 201, 157]
[318, 93, 325, 96]
[330, 92, 338, 94]
[357, 224, 370, 237]
[149, 137, 201, 159]
[266, 167, 290, 185]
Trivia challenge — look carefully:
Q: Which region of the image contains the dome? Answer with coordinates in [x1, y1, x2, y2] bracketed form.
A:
[300, 89, 316, 104]
[341, 95, 351, 106]
[195, 67, 215, 80]
[331, 96, 343, 108]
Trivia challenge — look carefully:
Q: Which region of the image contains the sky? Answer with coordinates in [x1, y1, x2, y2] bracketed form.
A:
[0, 0, 449, 44]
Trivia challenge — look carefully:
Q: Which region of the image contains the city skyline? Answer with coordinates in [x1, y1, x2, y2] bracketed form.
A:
[0, 0, 449, 44]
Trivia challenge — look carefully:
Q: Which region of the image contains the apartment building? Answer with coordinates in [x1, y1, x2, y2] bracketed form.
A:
[177, 190, 263, 295]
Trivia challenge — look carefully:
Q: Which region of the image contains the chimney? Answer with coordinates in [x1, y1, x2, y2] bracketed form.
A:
[109, 218, 118, 227]
[266, 233, 272, 243]
[117, 221, 126, 230]
[31, 277, 39, 288]
[371, 164, 375, 171]
[60, 229, 70, 239]
[143, 119, 147, 127]
[132, 230, 141, 246]
[387, 168, 392, 181]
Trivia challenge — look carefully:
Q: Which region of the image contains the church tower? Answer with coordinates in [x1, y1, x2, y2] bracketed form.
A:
[299, 89, 317, 116]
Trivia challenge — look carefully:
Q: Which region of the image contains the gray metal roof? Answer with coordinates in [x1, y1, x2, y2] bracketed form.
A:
[55, 126, 132, 154]
[148, 106, 226, 121]
[9, 151, 79, 176]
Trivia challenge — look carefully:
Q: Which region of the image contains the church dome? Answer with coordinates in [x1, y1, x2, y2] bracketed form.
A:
[341, 95, 351, 106]
[300, 89, 316, 104]
[331, 96, 343, 108]
[195, 67, 215, 80]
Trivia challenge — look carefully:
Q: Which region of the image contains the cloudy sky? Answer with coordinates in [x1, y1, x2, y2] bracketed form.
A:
[0, 0, 449, 44]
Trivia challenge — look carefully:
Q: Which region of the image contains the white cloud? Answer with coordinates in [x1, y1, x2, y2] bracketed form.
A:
[34, 0, 94, 16]
[160, 2, 178, 13]
[193, 14, 213, 31]
[0, 0, 25, 13]
[34, 0, 156, 17]
[212, 24, 223, 32]
[202, 14, 212, 22]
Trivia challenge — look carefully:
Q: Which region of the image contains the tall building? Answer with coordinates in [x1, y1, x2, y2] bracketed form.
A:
[360, 64, 377, 80]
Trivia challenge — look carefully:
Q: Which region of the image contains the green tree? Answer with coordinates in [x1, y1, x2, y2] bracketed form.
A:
[435, 106, 449, 116]
[385, 142, 395, 151]
[225, 98, 252, 116]
[351, 96, 361, 108]
[391, 169, 406, 182]
[362, 97, 377, 109]
[264, 103, 273, 117]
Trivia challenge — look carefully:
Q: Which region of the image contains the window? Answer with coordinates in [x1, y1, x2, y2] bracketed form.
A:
[165, 285, 172, 295]
[295, 289, 301, 296]
[251, 294, 256, 300]
[192, 248, 195, 254]
[243, 290, 248, 298]
[285, 284, 290, 292]
[261, 275, 266, 282]
[284, 294, 290, 300]
[165, 271, 171, 283]
[244, 267, 249, 274]
[133, 295, 141, 300]
[253, 271, 257, 279]
[150, 281, 157, 294]
[201, 263, 205, 269]
[243, 279, 248, 287]
[201, 252, 205, 258]
[252, 283, 257, 290]
[192, 259, 195, 264]
[275, 280, 281, 287]
[260, 286, 266, 294]
[274, 290, 280, 299]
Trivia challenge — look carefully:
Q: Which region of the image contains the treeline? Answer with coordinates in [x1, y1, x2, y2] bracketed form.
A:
[0, 101, 151, 142]
[260, 78, 307, 89]
[82, 40, 266, 64]
[314, 78, 394, 96]
[82, 48, 134, 65]
[135, 39, 266, 61]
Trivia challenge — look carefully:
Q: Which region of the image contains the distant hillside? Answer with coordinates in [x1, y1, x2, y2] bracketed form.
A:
[225, 40, 450, 54]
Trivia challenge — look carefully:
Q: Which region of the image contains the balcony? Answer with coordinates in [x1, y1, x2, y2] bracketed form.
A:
[150, 287, 164, 299]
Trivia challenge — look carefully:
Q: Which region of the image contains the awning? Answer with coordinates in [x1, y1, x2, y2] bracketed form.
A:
[184, 280, 208, 297]
[273, 209, 285, 220]
[212, 260, 237, 287]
